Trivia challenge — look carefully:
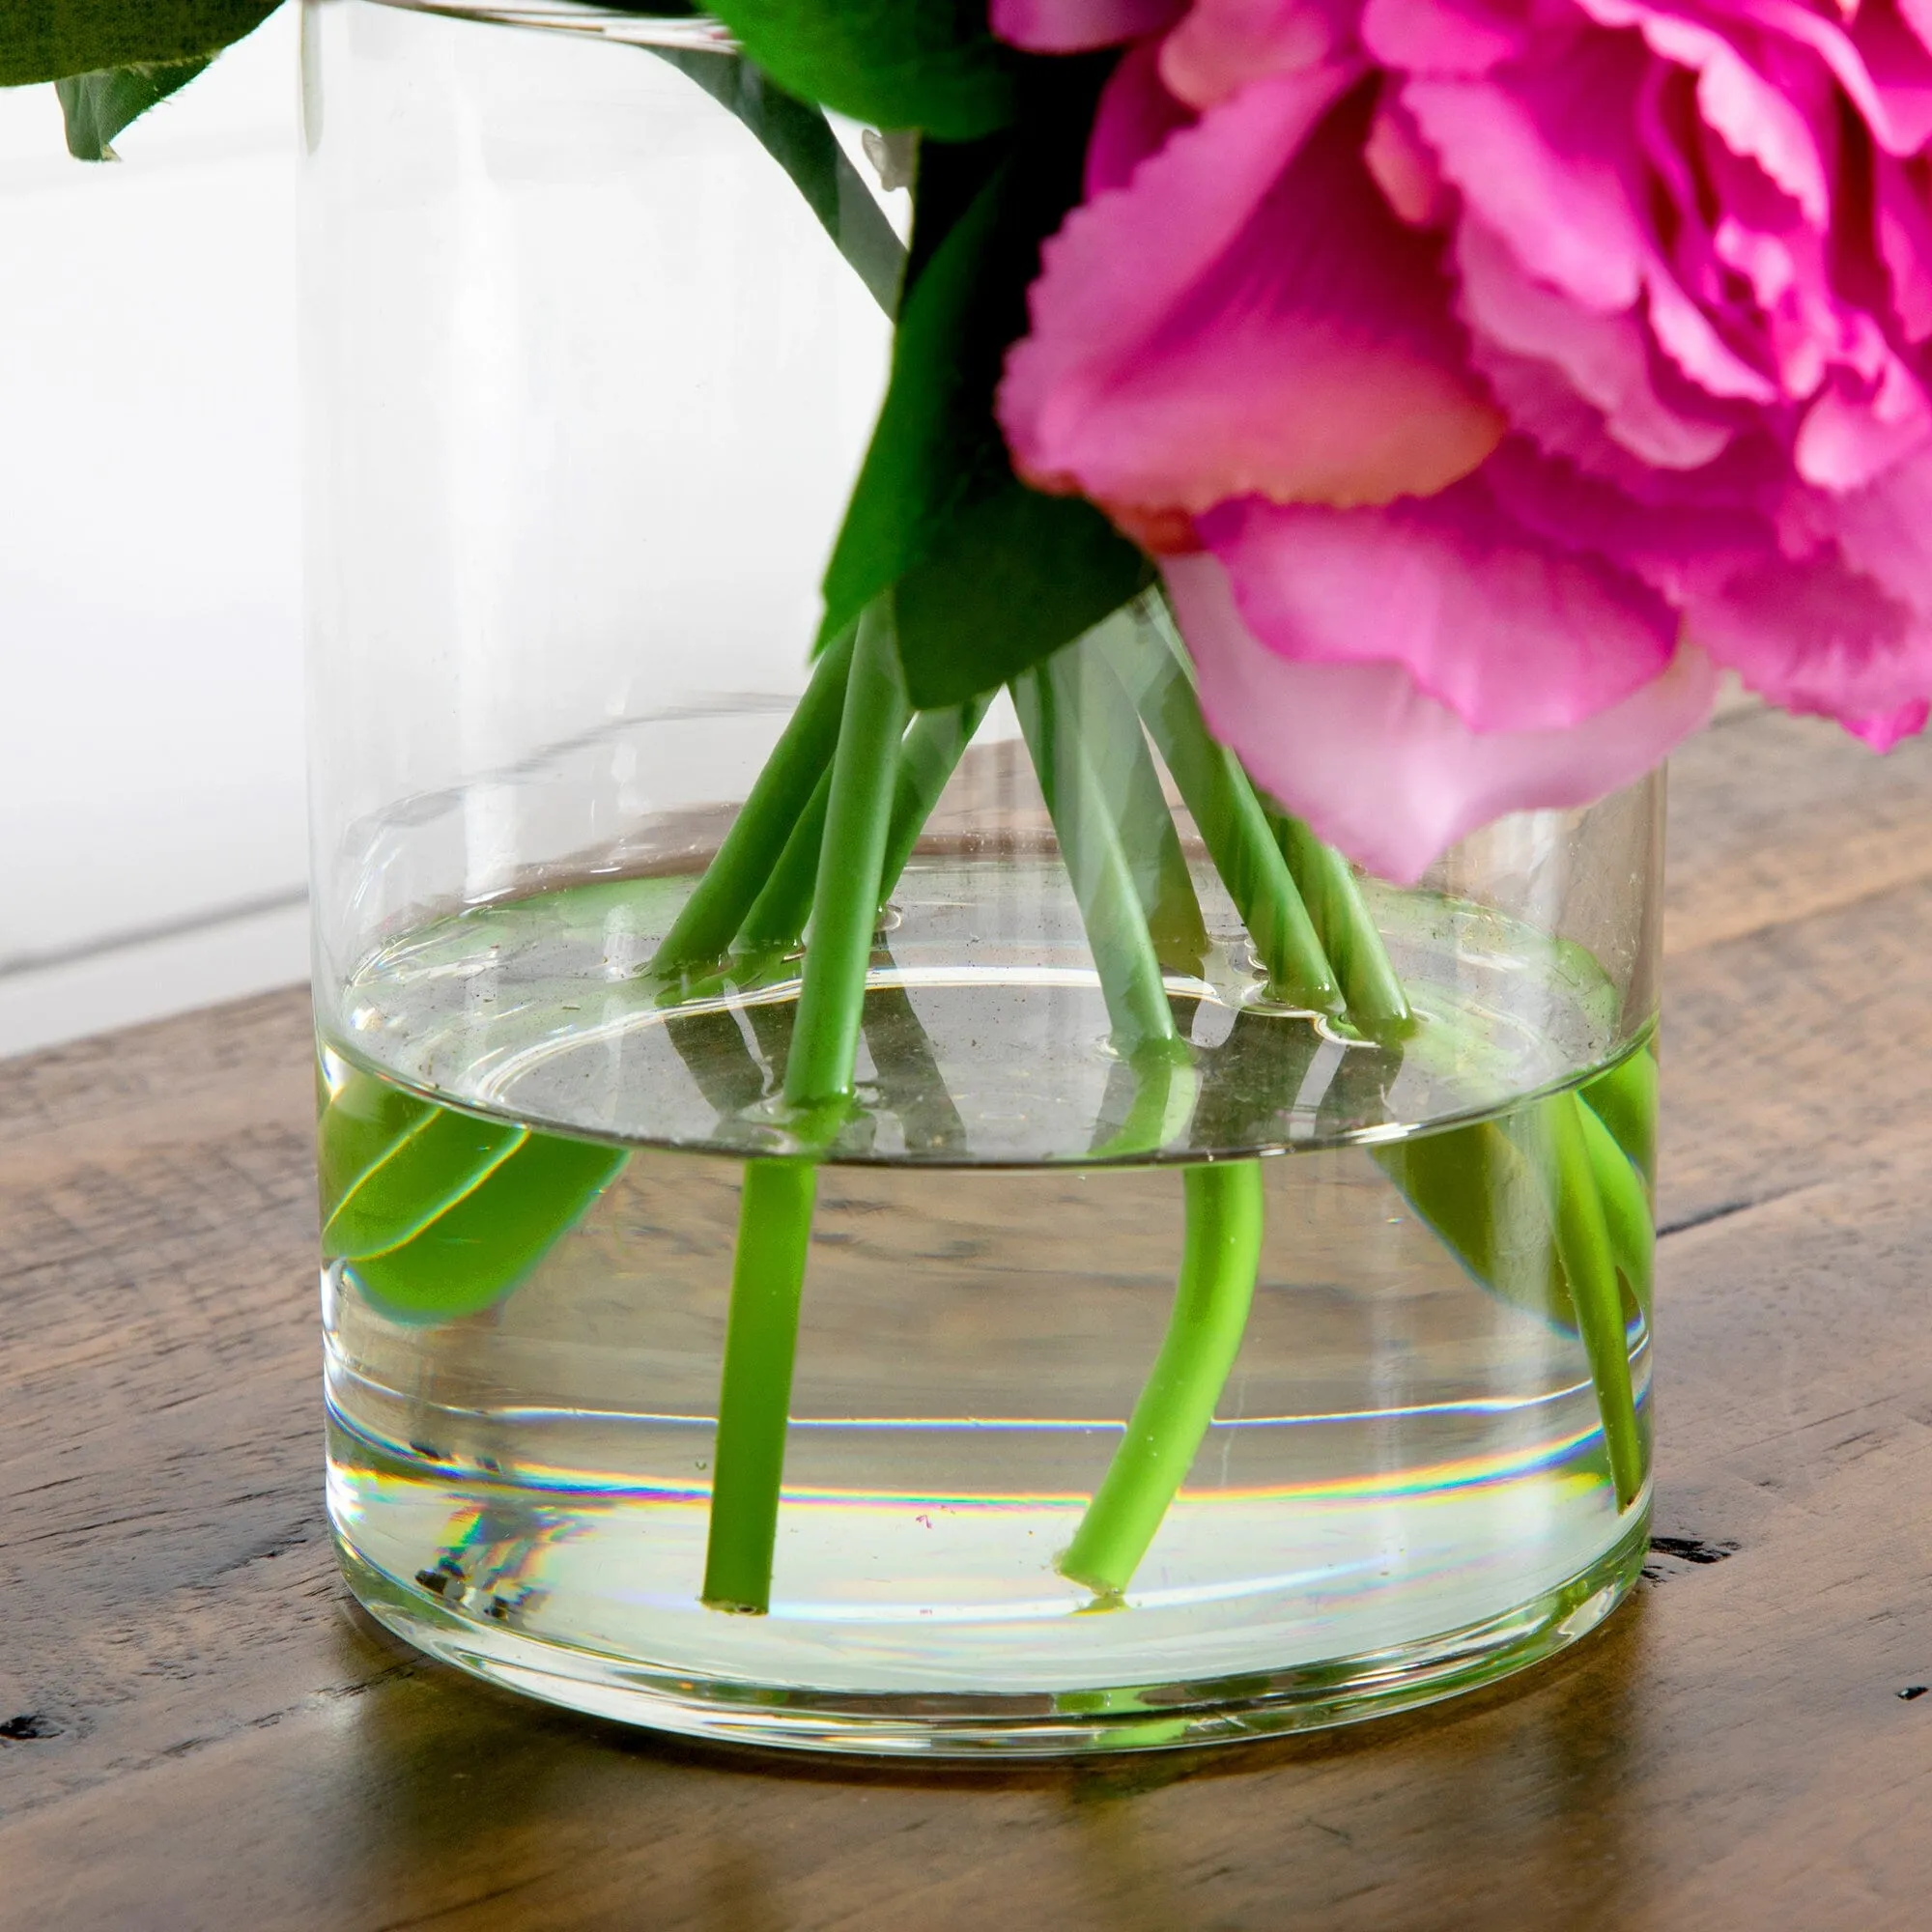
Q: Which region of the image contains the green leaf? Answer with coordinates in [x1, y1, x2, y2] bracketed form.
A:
[820, 59, 1151, 707]
[56, 59, 207, 160]
[325, 1107, 528, 1262]
[895, 484, 1151, 706]
[692, 0, 1015, 141]
[351, 1131, 629, 1325]
[1, 0, 280, 87]
[649, 48, 905, 315]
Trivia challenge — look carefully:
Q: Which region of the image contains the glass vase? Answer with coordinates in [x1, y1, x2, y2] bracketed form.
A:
[302, 0, 1659, 1755]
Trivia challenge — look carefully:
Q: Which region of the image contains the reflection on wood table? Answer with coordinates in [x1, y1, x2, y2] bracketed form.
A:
[5, 701, 1932, 1931]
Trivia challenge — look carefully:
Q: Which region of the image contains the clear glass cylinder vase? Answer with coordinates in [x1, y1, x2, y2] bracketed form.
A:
[302, 0, 1659, 1755]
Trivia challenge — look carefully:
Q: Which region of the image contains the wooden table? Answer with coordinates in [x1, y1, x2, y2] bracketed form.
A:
[6, 704, 1932, 1931]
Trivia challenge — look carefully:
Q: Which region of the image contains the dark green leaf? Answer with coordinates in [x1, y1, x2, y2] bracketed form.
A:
[1, 0, 279, 87]
[693, 0, 1015, 141]
[819, 57, 1151, 705]
[649, 48, 905, 316]
[57, 59, 208, 160]
[895, 483, 1151, 705]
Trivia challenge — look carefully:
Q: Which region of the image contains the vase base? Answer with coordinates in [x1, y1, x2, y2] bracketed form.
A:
[336, 1509, 1648, 1757]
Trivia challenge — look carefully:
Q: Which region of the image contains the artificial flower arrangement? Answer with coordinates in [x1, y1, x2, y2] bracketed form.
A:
[20, 0, 1931, 1652]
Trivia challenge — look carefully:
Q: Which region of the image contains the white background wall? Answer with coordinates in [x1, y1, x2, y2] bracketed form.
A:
[0, 9, 307, 1056]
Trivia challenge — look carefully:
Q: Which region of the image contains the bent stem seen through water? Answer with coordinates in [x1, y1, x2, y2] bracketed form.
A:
[652, 594, 1649, 1618]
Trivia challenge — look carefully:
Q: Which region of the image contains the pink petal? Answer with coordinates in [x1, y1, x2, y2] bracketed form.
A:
[1456, 217, 1734, 469]
[1731, 0, 1932, 156]
[1159, 0, 1349, 109]
[1365, 91, 1450, 225]
[1000, 74, 1504, 521]
[1165, 551, 1719, 884]
[1875, 156, 1932, 343]
[1900, 0, 1932, 59]
[1819, 447, 1932, 613]
[1197, 477, 1681, 732]
[1795, 355, 1932, 492]
[990, 0, 1183, 50]
[1575, 0, 1832, 224]
[1083, 39, 1198, 195]
[1404, 69, 1652, 313]
[1360, 0, 1527, 75]
[1848, 697, 1931, 749]
[1682, 546, 1932, 724]
[1406, 64, 1780, 402]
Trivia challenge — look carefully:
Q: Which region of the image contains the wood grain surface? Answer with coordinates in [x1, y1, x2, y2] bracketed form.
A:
[5, 702, 1932, 1931]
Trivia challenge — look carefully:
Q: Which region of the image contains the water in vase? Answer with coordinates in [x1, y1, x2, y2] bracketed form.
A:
[320, 846, 1653, 1746]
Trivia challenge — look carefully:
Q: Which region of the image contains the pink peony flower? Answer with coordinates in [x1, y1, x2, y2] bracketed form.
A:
[993, 0, 1932, 880]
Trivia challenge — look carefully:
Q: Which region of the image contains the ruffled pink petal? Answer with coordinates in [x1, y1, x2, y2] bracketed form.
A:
[1165, 551, 1719, 884]
[1817, 446, 1932, 616]
[1000, 74, 1504, 521]
[1848, 698, 1931, 749]
[1360, 0, 1528, 76]
[1083, 40, 1197, 195]
[1731, 0, 1932, 156]
[1197, 477, 1681, 733]
[1576, 0, 1832, 223]
[1159, 0, 1350, 109]
[1403, 67, 1653, 313]
[1849, 0, 1932, 154]
[1875, 156, 1932, 343]
[1900, 0, 1932, 60]
[1480, 432, 1775, 604]
[990, 0, 1184, 50]
[1794, 355, 1932, 492]
[1456, 217, 1734, 469]
[1681, 546, 1932, 724]
[1365, 90, 1451, 224]
[1407, 64, 1782, 402]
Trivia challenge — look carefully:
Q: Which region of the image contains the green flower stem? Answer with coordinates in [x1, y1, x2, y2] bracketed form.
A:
[736, 765, 835, 956]
[1060, 1160, 1266, 1598]
[1011, 666, 1181, 1056]
[700, 600, 907, 1615]
[1051, 641, 1208, 973]
[1577, 1094, 1654, 1322]
[877, 695, 993, 902]
[650, 625, 857, 981]
[1101, 623, 1339, 1010]
[782, 603, 910, 1107]
[1524, 1094, 1645, 1510]
[1264, 808, 1412, 1037]
[701, 1158, 819, 1613]
[1580, 1039, 1657, 1179]
[1088, 1046, 1197, 1161]
[1016, 658, 1265, 1597]
[735, 696, 989, 959]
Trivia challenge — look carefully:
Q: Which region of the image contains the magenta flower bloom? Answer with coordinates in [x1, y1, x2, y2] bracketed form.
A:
[993, 0, 1932, 879]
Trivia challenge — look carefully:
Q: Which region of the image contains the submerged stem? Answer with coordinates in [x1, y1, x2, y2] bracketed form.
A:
[1525, 1094, 1645, 1510]
[1060, 1161, 1265, 1598]
[701, 1159, 818, 1612]
[700, 600, 908, 1615]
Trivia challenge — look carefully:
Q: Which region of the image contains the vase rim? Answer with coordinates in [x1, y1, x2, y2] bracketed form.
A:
[359, 0, 736, 56]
